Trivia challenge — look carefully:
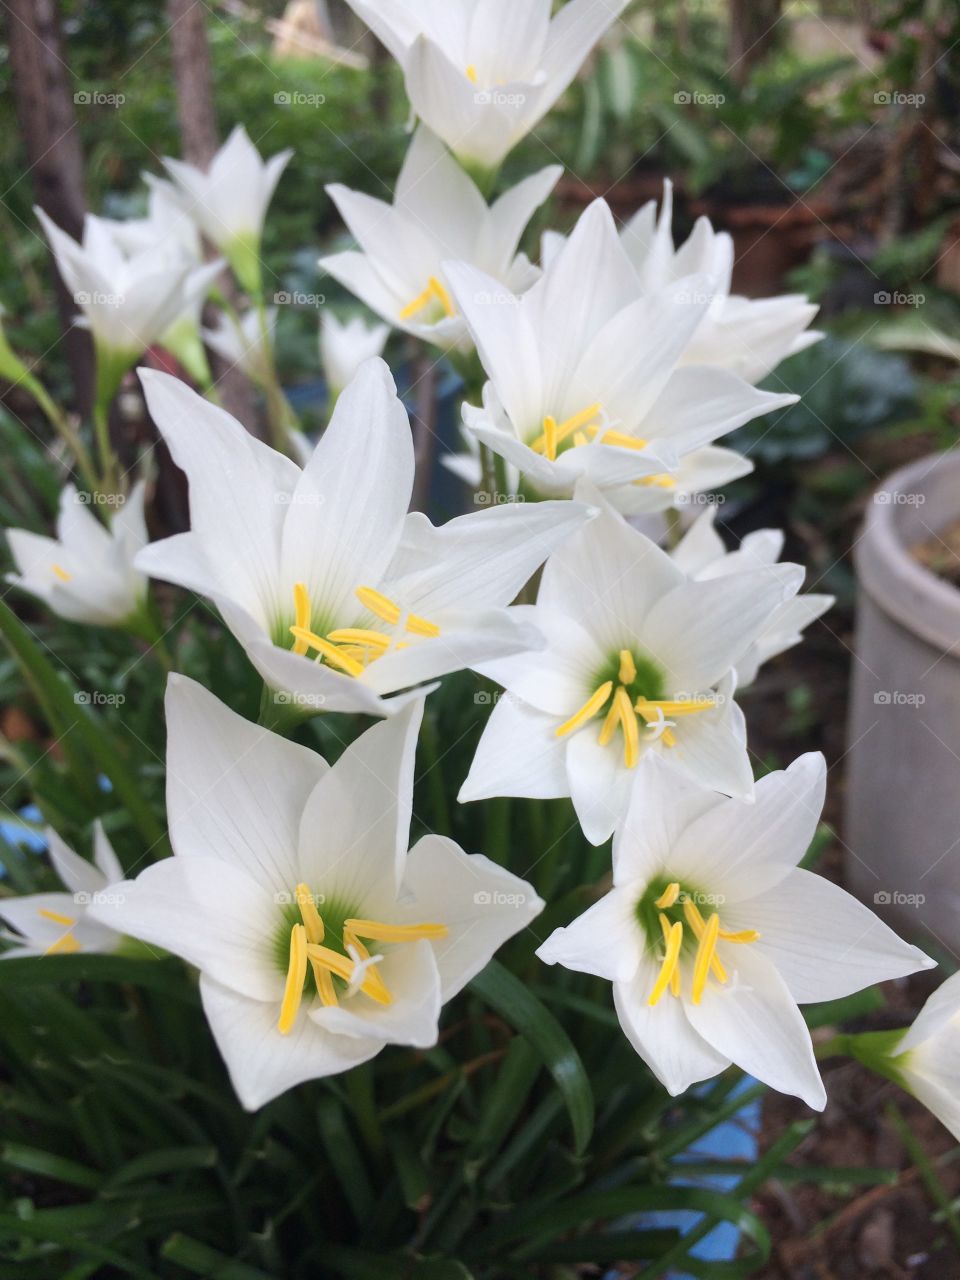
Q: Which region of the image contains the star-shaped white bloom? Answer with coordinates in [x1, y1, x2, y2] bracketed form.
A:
[342, 0, 628, 172]
[443, 200, 797, 508]
[536, 753, 933, 1108]
[882, 973, 960, 1143]
[136, 360, 591, 717]
[460, 490, 802, 844]
[0, 823, 125, 958]
[90, 677, 543, 1109]
[35, 208, 221, 364]
[6, 482, 149, 627]
[671, 506, 833, 686]
[320, 126, 560, 352]
[161, 125, 292, 293]
[320, 313, 390, 399]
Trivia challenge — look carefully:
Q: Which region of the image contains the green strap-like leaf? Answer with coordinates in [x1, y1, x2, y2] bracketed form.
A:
[469, 961, 594, 1154]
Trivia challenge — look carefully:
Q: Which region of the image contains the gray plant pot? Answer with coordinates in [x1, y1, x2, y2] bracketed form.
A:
[846, 451, 960, 950]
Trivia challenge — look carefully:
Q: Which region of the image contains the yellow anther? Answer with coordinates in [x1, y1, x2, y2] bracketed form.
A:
[466, 64, 478, 83]
[682, 898, 728, 982]
[278, 924, 308, 1034]
[327, 628, 391, 651]
[292, 582, 311, 656]
[633, 474, 677, 489]
[51, 563, 72, 583]
[573, 431, 588, 448]
[597, 429, 648, 451]
[648, 917, 683, 1007]
[654, 882, 680, 910]
[659, 913, 681, 997]
[691, 910, 721, 1006]
[45, 932, 81, 955]
[355, 586, 440, 638]
[311, 958, 339, 1007]
[618, 649, 637, 686]
[555, 681, 613, 739]
[344, 918, 449, 944]
[399, 275, 455, 322]
[295, 883, 324, 946]
[613, 686, 639, 769]
[543, 414, 559, 461]
[306, 943, 393, 1005]
[597, 696, 620, 747]
[719, 928, 760, 944]
[531, 402, 603, 455]
[289, 627, 366, 678]
[38, 908, 76, 927]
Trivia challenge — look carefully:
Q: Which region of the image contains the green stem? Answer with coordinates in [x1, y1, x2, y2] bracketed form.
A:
[25, 374, 100, 496]
[92, 401, 116, 494]
[419, 708, 451, 835]
[665, 506, 684, 550]
[254, 296, 300, 456]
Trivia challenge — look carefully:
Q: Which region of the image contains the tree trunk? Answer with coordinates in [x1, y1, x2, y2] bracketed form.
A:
[728, 0, 783, 85]
[6, 0, 93, 415]
[166, 0, 258, 432]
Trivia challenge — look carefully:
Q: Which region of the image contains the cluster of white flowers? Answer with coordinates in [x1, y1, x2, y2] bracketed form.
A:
[2, 0, 950, 1131]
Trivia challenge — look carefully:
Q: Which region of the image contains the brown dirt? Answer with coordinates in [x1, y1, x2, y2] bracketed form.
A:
[910, 517, 960, 588]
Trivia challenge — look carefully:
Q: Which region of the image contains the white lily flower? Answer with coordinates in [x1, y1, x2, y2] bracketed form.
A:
[344, 0, 628, 173]
[536, 753, 933, 1107]
[201, 308, 277, 388]
[0, 822, 125, 958]
[320, 313, 390, 399]
[671, 506, 833, 686]
[162, 125, 292, 293]
[135, 360, 591, 717]
[880, 973, 960, 1142]
[620, 181, 823, 384]
[35, 208, 220, 379]
[444, 200, 796, 505]
[90, 678, 543, 1109]
[460, 491, 802, 844]
[6, 481, 149, 627]
[320, 126, 560, 351]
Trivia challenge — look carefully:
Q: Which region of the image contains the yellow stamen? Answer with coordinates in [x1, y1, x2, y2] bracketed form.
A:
[355, 586, 440, 638]
[327, 628, 391, 651]
[292, 582, 311, 656]
[719, 928, 760, 944]
[654, 882, 680, 910]
[613, 686, 639, 769]
[466, 64, 478, 83]
[691, 910, 721, 1006]
[531, 402, 603, 454]
[682, 899, 728, 982]
[289, 627, 365, 677]
[51, 563, 72, 583]
[597, 429, 648, 451]
[597, 696, 620, 747]
[278, 924, 308, 1034]
[648, 917, 682, 1007]
[618, 649, 637, 686]
[573, 431, 588, 448]
[344, 918, 449, 944]
[555, 681, 613, 738]
[311, 958, 339, 1007]
[633, 473, 677, 489]
[542, 414, 559, 461]
[38, 908, 76, 926]
[659, 913, 681, 997]
[306, 943, 393, 1005]
[295, 883, 324, 946]
[398, 275, 455, 322]
[45, 932, 81, 955]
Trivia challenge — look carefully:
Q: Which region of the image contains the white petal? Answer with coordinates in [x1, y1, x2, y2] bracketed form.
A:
[671, 752, 826, 900]
[614, 956, 730, 1095]
[46, 829, 105, 897]
[670, 507, 724, 576]
[540, 0, 629, 120]
[459, 693, 569, 802]
[643, 366, 799, 452]
[684, 945, 826, 1110]
[657, 684, 753, 800]
[726, 868, 934, 1004]
[899, 972, 960, 1054]
[200, 974, 378, 1110]
[402, 834, 544, 998]
[296, 698, 424, 909]
[537, 885, 641, 982]
[280, 359, 414, 621]
[310, 940, 442, 1048]
[565, 727, 634, 847]
[483, 165, 562, 273]
[613, 755, 722, 888]
[92, 821, 125, 885]
[475, 606, 601, 716]
[165, 674, 328, 893]
[318, 250, 406, 328]
[0, 892, 115, 954]
[89, 858, 282, 1001]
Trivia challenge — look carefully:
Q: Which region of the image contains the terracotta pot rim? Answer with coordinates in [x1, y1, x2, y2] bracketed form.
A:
[855, 451, 960, 655]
